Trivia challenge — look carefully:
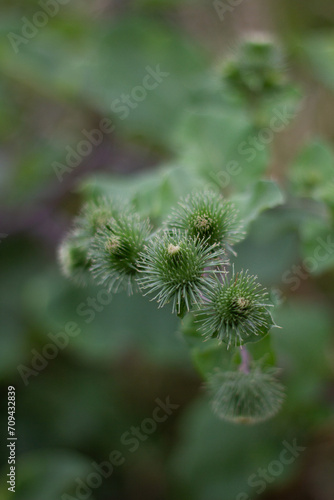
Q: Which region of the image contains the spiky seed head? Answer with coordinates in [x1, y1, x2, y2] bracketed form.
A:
[58, 230, 91, 286]
[221, 34, 286, 97]
[138, 230, 228, 316]
[89, 213, 151, 294]
[197, 268, 275, 347]
[75, 197, 126, 239]
[58, 197, 130, 287]
[208, 366, 285, 424]
[167, 191, 243, 250]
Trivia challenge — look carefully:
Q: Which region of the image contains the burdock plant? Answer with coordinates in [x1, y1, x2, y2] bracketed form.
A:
[221, 34, 286, 99]
[197, 268, 275, 348]
[138, 229, 227, 316]
[58, 229, 92, 286]
[74, 197, 126, 239]
[89, 213, 151, 294]
[58, 197, 120, 286]
[58, 190, 284, 423]
[208, 365, 285, 424]
[166, 191, 243, 251]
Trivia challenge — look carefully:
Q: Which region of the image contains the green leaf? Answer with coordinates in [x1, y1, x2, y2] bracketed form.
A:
[173, 106, 269, 189]
[180, 314, 238, 379]
[79, 164, 205, 221]
[169, 397, 299, 500]
[24, 267, 189, 366]
[232, 208, 301, 285]
[247, 333, 277, 367]
[231, 179, 285, 227]
[288, 140, 334, 203]
[299, 217, 334, 275]
[0, 16, 208, 148]
[271, 300, 332, 409]
[191, 345, 238, 381]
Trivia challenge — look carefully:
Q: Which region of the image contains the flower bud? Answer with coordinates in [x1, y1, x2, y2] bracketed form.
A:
[208, 366, 285, 424]
[138, 229, 228, 316]
[197, 268, 275, 347]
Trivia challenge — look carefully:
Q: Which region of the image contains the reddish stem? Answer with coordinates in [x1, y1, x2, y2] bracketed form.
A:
[239, 346, 251, 374]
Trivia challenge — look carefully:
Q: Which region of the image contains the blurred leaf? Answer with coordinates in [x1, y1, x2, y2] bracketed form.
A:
[173, 106, 269, 189]
[79, 164, 205, 221]
[0, 310, 27, 380]
[299, 216, 334, 275]
[17, 362, 130, 452]
[0, 450, 95, 500]
[247, 333, 277, 367]
[272, 300, 332, 413]
[233, 208, 300, 285]
[23, 267, 190, 367]
[0, 16, 208, 148]
[169, 397, 302, 500]
[179, 313, 237, 379]
[288, 140, 334, 205]
[232, 179, 285, 227]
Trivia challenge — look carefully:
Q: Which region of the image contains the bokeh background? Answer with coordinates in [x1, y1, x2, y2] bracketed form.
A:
[1, 1, 334, 499]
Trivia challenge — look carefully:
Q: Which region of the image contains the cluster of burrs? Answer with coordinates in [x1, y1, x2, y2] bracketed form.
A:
[58, 190, 284, 423]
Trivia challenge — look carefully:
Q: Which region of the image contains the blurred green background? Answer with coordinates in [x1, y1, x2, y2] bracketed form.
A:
[1, 1, 334, 499]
